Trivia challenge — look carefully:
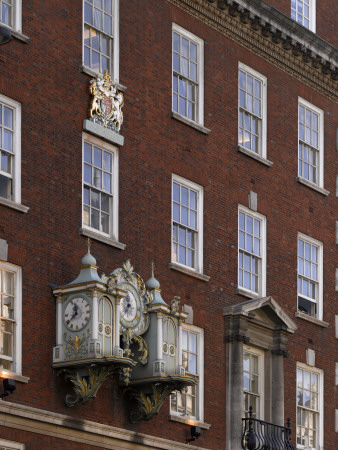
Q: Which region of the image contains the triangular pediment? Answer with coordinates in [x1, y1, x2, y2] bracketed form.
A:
[223, 296, 297, 333]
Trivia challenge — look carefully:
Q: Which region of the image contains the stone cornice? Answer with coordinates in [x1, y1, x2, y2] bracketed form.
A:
[0, 401, 207, 450]
[167, 0, 338, 101]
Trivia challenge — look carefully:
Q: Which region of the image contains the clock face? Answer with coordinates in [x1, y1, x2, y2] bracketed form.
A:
[121, 291, 137, 321]
[119, 283, 143, 330]
[64, 297, 91, 331]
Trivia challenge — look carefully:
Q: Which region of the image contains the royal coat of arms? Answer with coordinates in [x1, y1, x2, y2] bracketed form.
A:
[89, 70, 124, 132]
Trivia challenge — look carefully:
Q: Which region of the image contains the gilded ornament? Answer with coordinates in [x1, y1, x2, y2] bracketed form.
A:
[129, 381, 193, 423]
[62, 365, 119, 407]
[89, 70, 124, 131]
[64, 329, 91, 360]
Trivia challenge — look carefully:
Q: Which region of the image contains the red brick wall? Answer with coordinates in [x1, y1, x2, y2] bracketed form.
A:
[0, 1, 336, 449]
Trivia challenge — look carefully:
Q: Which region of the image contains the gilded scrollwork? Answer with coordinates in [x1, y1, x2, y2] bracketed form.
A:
[64, 329, 91, 360]
[61, 365, 119, 407]
[121, 329, 148, 365]
[129, 381, 192, 423]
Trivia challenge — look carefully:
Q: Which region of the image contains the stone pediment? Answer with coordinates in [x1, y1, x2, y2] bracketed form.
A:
[223, 296, 297, 334]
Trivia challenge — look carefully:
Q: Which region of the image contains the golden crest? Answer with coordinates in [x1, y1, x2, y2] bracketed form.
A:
[89, 70, 124, 132]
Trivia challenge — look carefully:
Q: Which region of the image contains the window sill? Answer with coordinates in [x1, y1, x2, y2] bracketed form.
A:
[80, 66, 127, 92]
[80, 228, 126, 250]
[237, 146, 273, 167]
[169, 262, 210, 282]
[83, 119, 124, 146]
[295, 311, 329, 327]
[0, 369, 30, 383]
[296, 177, 330, 196]
[170, 111, 211, 135]
[169, 414, 211, 430]
[236, 287, 261, 299]
[0, 25, 30, 43]
[0, 197, 29, 213]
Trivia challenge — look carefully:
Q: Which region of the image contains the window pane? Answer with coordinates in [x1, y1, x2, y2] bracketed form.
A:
[84, 2, 92, 24]
[173, 202, 180, 222]
[3, 107, 13, 129]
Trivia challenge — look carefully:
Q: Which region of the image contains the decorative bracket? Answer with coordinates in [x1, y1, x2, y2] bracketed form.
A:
[60, 365, 120, 407]
[127, 380, 196, 423]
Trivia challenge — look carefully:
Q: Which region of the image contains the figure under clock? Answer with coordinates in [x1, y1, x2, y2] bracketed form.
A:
[64, 297, 91, 331]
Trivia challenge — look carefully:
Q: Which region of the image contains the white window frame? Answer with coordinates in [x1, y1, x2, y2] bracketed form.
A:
[172, 23, 204, 126]
[291, 0, 316, 33]
[238, 62, 267, 159]
[238, 205, 267, 298]
[298, 98, 324, 189]
[82, 132, 119, 242]
[82, 0, 119, 81]
[170, 325, 204, 422]
[0, 94, 22, 206]
[297, 233, 323, 321]
[296, 363, 323, 450]
[0, 0, 22, 33]
[243, 345, 264, 419]
[0, 261, 22, 377]
[171, 174, 204, 274]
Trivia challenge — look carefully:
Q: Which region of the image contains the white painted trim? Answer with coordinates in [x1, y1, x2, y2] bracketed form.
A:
[172, 174, 204, 274]
[296, 363, 324, 450]
[0, 438, 24, 450]
[0, 94, 22, 205]
[172, 23, 204, 126]
[291, 0, 316, 33]
[0, 260, 22, 376]
[297, 232, 323, 321]
[0, 0, 22, 32]
[238, 62, 267, 160]
[82, 132, 119, 243]
[170, 324, 204, 422]
[14, 0, 22, 33]
[298, 97, 324, 188]
[82, 0, 119, 82]
[238, 205, 267, 297]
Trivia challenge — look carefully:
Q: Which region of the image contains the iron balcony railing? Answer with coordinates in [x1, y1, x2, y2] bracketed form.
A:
[242, 407, 295, 450]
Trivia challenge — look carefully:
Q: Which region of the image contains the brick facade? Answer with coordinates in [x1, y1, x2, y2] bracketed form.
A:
[0, 1, 336, 449]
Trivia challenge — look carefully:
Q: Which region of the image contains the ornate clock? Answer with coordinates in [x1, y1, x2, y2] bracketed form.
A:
[119, 282, 145, 334]
[64, 296, 91, 331]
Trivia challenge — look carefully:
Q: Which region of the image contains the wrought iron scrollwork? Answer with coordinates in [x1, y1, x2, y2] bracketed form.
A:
[241, 406, 295, 450]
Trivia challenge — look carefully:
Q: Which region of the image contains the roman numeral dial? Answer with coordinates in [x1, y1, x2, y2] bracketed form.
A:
[64, 297, 91, 331]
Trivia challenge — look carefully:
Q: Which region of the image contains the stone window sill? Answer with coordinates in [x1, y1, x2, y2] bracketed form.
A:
[170, 111, 211, 135]
[296, 177, 330, 196]
[0, 197, 29, 213]
[295, 311, 329, 327]
[169, 414, 211, 429]
[80, 228, 126, 250]
[83, 119, 124, 146]
[6, 28, 30, 43]
[0, 369, 30, 383]
[237, 146, 273, 167]
[236, 287, 260, 299]
[169, 262, 210, 282]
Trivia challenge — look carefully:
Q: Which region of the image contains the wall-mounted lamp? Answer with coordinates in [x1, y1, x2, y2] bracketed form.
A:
[186, 426, 201, 444]
[0, 25, 12, 45]
[0, 379, 16, 399]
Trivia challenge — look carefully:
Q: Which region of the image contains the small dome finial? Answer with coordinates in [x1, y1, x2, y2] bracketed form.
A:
[145, 261, 160, 290]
